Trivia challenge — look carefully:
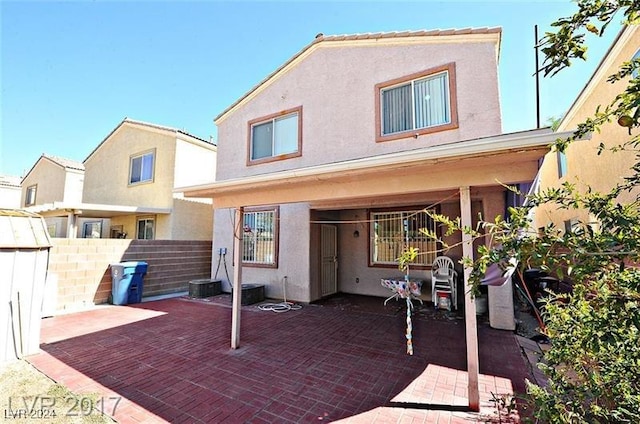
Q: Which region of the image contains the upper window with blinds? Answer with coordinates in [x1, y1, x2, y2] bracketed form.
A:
[375, 63, 458, 142]
[247, 106, 302, 165]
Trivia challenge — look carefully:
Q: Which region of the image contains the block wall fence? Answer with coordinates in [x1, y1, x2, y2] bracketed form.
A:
[47, 239, 212, 314]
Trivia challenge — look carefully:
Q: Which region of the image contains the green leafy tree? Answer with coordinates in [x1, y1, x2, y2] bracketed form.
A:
[400, 2, 640, 422]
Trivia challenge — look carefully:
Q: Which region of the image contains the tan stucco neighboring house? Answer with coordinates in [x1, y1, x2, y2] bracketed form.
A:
[20, 154, 85, 237]
[534, 25, 640, 231]
[30, 118, 217, 240]
[0, 175, 22, 208]
[179, 29, 574, 410]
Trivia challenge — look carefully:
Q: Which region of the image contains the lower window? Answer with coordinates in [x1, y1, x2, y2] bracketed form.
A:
[242, 208, 278, 267]
[370, 208, 437, 267]
[137, 217, 155, 240]
[82, 221, 102, 238]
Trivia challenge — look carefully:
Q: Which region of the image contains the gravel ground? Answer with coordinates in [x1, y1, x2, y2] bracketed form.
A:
[0, 360, 115, 423]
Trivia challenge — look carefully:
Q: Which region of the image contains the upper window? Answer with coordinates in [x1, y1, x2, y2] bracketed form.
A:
[247, 107, 302, 165]
[25, 184, 37, 206]
[632, 48, 640, 79]
[129, 150, 155, 185]
[370, 208, 437, 267]
[242, 207, 278, 267]
[376, 63, 458, 142]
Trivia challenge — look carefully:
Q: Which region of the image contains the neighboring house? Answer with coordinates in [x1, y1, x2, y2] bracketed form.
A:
[20, 154, 85, 237]
[179, 28, 574, 410]
[0, 175, 22, 208]
[29, 118, 217, 240]
[535, 25, 640, 232]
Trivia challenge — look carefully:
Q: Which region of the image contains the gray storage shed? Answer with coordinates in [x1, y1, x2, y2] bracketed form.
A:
[0, 209, 52, 363]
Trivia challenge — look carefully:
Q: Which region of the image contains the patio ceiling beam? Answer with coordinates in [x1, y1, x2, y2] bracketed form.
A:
[231, 207, 243, 349]
[207, 153, 542, 209]
[460, 186, 480, 411]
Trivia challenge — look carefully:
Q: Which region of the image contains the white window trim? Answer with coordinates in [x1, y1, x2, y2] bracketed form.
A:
[136, 216, 155, 240]
[129, 149, 156, 185]
[25, 184, 37, 206]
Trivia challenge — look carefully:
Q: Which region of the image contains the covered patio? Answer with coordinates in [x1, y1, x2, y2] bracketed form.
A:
[178, 127, 571, 412]
[27, 295, 534, 423]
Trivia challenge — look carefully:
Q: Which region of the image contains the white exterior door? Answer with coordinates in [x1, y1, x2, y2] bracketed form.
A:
[320, 224, 338, 297]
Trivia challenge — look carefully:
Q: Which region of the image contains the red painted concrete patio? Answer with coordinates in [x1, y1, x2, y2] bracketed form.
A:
[27, 294, 534, 423]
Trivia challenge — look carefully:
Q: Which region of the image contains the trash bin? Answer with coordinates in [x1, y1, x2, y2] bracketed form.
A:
[110, 261, 148, 305]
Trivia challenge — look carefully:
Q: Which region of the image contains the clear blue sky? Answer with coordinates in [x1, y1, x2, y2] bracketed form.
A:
[0, 0, 621, 178]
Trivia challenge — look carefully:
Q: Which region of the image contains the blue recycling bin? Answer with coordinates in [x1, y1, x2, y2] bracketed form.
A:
[110, 261, 148, 305]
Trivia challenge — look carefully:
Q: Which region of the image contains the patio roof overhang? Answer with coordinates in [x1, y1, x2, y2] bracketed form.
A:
[177, 127, 574, 208]
[25, 202, 172, 218]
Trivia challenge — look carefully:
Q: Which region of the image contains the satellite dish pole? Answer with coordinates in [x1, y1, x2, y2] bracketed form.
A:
[535, 24, 541, 128]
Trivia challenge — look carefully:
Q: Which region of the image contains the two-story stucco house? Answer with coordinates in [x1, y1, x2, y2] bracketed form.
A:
[21, 154, 85, 237]
[180, 29, 574, 408]
[534, 24, 640, 231]
[29, 118, 217, 240]
[183, 28, 570, 306]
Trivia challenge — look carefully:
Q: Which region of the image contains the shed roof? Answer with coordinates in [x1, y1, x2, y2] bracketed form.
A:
[0, 209, 52, 248]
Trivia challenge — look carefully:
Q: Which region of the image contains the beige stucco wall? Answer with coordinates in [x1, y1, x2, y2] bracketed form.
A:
[63, 169, 84, 203]
[21, 159, 67, 206]
[0, 185, 21, 208]
[535, 27, 640, 230]
[174, 137, 217, 188]
[216, 39, 502, 181]
[172, 197, 213, 240]
[212, 190, 504, 304]
[213, 203, 310, 302]
[83, 125, 177, 209]
[109, 214, 170, 240]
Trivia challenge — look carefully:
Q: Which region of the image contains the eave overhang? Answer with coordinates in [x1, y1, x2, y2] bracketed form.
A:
[25, 202, 172, 219]
[177, 128, 581, 209]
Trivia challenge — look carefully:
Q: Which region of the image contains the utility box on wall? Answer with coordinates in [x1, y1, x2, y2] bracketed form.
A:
[0, 210, 52, 363]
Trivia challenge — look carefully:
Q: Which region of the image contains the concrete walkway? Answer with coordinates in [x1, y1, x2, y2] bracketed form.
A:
[27, 294, 536, 423]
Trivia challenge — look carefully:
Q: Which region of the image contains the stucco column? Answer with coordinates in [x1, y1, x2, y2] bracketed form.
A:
[460, 186, 480, 411]
[231, 207, 243, 349]
[66, 211, 78, 239]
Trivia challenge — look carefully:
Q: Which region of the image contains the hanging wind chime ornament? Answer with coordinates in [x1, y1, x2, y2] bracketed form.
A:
[381, 277, 422, 355]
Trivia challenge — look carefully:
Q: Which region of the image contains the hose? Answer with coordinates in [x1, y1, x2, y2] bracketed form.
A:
[258, 276, 302, 313]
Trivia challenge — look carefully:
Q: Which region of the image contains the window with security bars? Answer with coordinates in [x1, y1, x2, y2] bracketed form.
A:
[370, 209, 437, 266]
[243, 208, 277, 266]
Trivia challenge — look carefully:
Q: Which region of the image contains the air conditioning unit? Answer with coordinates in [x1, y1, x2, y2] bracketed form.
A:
[189, 279, 222, 298]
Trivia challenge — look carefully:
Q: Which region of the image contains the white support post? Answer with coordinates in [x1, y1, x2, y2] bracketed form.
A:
[231, 207, 244, 349]
[460, 186, 480, 411]
[67, 211, 78, 239]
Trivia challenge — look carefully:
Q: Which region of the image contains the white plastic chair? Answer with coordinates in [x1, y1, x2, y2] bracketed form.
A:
[431, 256, 458, 310]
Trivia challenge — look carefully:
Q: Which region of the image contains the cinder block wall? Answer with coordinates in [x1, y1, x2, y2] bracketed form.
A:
[48, 239, 212, 314]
